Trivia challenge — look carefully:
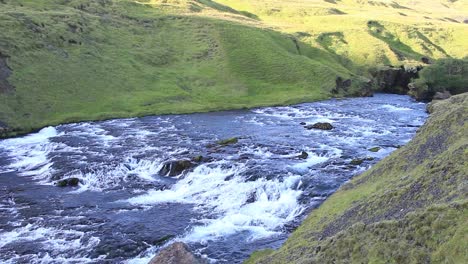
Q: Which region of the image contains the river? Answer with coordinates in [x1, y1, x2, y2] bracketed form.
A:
[0, 94, 427, 263]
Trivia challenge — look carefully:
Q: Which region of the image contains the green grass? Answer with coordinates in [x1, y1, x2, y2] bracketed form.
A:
[409, 58, 468, 100]
[0, 0, 467, 137]
[246, 93, 468, 263]
[0, 0, 363, 137]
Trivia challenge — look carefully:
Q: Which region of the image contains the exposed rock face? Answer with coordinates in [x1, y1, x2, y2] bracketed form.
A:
[0, 52, 14, 93]
[332, 77, 373, 97]
[334, 77, 352, 93]
[0, 121, 8, 131]
[305, 122, 334, 130]
[371, 65, 422, 94]
[359, 79, 374, 97]
[148, 242, 207, 264]
[433, 90, 451, 100]
[159, 160, 194, 177]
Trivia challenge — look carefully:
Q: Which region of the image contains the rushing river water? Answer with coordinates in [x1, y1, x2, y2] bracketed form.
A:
[0, 94, 427, 263]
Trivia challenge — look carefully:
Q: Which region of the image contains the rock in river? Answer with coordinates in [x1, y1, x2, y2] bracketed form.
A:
[148, 242, 207, 264]
[368, 147, 381, 152]
[159, 160, 194, 177]
[305, 122, 334, 130]
[56, 178, 80, 187]
[216, 137, 239, 146]
[297, 151, 309, 159]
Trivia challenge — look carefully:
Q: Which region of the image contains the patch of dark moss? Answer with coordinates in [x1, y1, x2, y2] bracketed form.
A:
[216, 137, 239, 146]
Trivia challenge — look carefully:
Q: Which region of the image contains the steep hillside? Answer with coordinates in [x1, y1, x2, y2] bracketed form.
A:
[0, 0, 362, 137]
[217, 0, 468, 67]
[247, 93, 468, 263]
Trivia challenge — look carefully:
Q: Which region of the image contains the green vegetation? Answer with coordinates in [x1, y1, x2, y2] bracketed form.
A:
[410, 58, 468, 100]
[216, 137, 239, 146]
[246, 93, 468, 263]
[0, 0, 467, 137]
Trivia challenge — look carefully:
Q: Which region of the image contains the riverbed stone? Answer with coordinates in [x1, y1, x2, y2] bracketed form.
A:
[56, 177, 80, 187]
[368, 147, 381, 152]
[148, 242, 207, 264]
[216, 137, 239, 146]
[298, 151, 309, 159]
[350, 159, 364, 165]
[305, 122, 334, 130]
[159, 160, 194, 177]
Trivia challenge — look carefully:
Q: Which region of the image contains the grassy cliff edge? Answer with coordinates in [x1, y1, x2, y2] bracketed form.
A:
[247, 93, 468, 263]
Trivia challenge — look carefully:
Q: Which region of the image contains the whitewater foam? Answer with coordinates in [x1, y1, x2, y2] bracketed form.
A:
[126, 161, 304, 243]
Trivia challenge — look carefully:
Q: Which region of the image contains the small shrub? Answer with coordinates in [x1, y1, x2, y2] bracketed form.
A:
[409, 58, 468, 100]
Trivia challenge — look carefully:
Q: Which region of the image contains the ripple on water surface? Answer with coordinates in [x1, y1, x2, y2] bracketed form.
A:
[0, 94, 428, 263]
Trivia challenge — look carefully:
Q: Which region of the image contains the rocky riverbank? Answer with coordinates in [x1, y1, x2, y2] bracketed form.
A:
[245, 93, 467, 263]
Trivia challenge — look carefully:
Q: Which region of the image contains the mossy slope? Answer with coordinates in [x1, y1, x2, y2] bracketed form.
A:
[247, 93, 468, 263]
[0, 0, 361, 137]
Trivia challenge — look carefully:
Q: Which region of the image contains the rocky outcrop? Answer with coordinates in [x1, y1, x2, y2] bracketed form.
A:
[370, 65, 422, 94]
[305, 122, 334, 130]
[432, 90, 451, 100]
[0, 52, 14, 93]
[332, 77, 373, 97]
[159, 160, 194, 177]
[148, 242, 207, 264]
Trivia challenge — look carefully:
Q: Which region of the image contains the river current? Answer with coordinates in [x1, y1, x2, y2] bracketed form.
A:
[0, 94, 427, 263]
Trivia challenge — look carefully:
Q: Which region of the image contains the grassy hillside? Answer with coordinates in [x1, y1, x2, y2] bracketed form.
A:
[216, 0, 468, 67]
[0, 0, 467, 137]
[247, 93, 468, 263]
[0, 0, 362, 137]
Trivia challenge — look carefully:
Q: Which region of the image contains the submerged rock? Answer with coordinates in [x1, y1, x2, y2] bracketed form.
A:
[350, 159, 364, 166]
[368, 147, 381, 152]
[148, 242, 207, 264]
[297, 151, 309, 159]
[216, 137, 239, 146]
[56, 177, 80, 187]
[305, 122, 334, 130]
[159, 160, 194, 177]
[191, 155, 203, 162]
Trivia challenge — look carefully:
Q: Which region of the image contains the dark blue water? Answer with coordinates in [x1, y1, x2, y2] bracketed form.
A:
[0, 94, 427, 263]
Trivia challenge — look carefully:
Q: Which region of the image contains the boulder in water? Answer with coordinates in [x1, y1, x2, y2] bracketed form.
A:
[56, 177, 80, 187]
[148, 242, 207, 264]
[350, 159, 364, 166]
[368, 147, 381, 152]
[297, 151, 309, 159]
[216, 137, 239, 146]
[159, 160, 194, 177]
[305, 122, 334, 130]
[191, 155, 203, 162]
